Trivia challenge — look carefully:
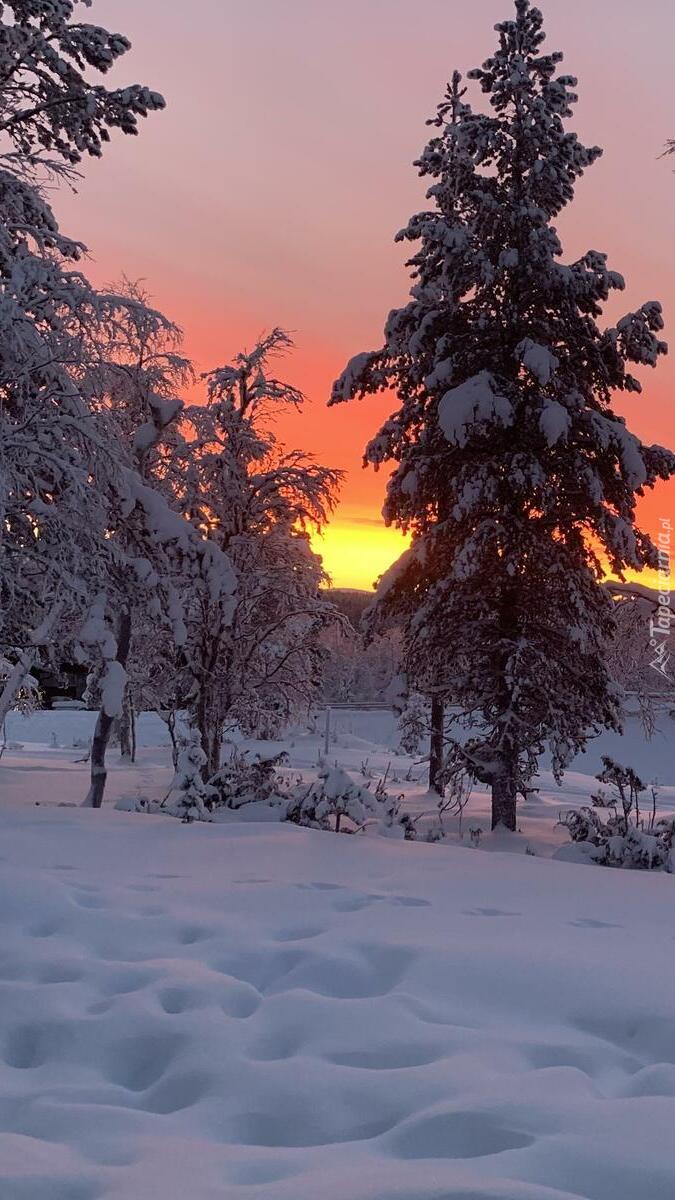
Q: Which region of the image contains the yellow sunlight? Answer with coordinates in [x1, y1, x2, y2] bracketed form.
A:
[312, 520, 410, 591]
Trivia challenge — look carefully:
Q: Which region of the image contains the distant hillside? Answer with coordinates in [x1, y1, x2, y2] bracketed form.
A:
[325, 588, 374, 628]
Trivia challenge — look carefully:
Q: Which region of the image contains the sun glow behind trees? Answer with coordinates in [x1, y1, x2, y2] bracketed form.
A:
[57, 0, 675, 593]
[311, 519, 409, 592]
[310, 521, 673, 594]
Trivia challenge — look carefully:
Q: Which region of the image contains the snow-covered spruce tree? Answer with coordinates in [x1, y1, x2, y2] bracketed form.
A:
[167, 330, 342, 777]
[0, 1, 164, 721]
[331, 1, 675, 830]
[0, 2, 163, 169]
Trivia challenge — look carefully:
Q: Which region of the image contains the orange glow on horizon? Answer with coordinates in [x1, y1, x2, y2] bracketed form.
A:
[317, 515, 673, 594]
[312, 519, 409, 592]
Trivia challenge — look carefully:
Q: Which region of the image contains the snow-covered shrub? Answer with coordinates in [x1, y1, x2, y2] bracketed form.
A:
[559, 757, 674, 870]
[372, 776, 417, 840]
[125, 746, 296, 822]
[209, 750, 292, 810]
[161, 727, 215, 823]
[284, 766, 374, 832]
[424, 763, 473, 842]
[114, 794, 150, 814]
[397, 692, 428, 756]
[284, 766, 411, 836]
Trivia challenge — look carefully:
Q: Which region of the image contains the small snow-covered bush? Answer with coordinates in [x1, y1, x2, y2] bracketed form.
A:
[397, 692, 428, 756]
[115, 793, 150, 813]
[209, 749, 292, 810]
[559, 757, 674, 871]
[116, 746, 414, 840]
[372, 776, 417, 840]
[423, 755, 473, 842]
[284, 765, 413, 837]
[161, 727, 215, 823]
[115, 743, 292, 822]
[162, 741, 295, 822]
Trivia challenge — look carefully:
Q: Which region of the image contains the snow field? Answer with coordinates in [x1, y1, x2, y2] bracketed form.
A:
[1, 708, 675, 1198]
[1, 799, 675, 1199]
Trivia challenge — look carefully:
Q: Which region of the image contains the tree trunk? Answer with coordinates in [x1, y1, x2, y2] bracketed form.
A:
[196, 690, 211, 783]
[129, 697, 137, 763]
[491, 772, 517, 831]
[196, 681, 223, 783]
[428, 696, 444, 795]
[166, 709, 179, 769]
[207, 727, 221, 780]
[84, 608, 132, 809]
[119, 687, 136, 762]
[85, 708, 116, 809]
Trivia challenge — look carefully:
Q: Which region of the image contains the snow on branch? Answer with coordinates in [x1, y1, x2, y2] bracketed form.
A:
[438, 371, 513, 447]
[517, 338, 559, 385]
[330, 351, 383, 404]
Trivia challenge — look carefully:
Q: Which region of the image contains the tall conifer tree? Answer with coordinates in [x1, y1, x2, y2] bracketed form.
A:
[331, 1, 675, 829]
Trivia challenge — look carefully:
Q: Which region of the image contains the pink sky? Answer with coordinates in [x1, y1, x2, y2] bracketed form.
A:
[59, 0, 675, 587]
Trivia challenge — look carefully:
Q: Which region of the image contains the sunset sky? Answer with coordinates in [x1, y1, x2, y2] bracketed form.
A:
[60, 0, 675, 590]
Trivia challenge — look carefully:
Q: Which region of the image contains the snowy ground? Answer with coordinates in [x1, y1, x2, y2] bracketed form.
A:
[1, 708, 675, 1199]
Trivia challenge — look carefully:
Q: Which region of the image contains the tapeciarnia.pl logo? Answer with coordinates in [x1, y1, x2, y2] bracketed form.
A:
[649, 517, 673, 681]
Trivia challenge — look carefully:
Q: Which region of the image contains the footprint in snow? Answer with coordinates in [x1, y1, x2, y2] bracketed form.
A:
[323, 889, 432, 913]
[462, 907, 522, 918]
[158, 985, 202, 1015]
[29, 918, 64, 938]
[297, 882, 345, 892]
[177, 925, 212, 945]
[388, 1109, 534, 1159]
[272, 925, 324, 942]
[226, 1161, 300, 1187]
[71, 892, 107, 910]
[569, 917, 623, 929]
[36, 961, 83, 984]
[332, 894, 380, 912]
